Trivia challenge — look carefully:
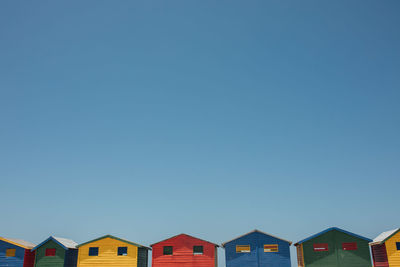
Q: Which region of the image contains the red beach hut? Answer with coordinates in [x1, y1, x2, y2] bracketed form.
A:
[151, 234, 219, 267]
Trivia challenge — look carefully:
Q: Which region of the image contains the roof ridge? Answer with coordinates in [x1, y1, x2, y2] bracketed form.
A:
[77, 234, 150, 249]
[294, 227, 372, 246]
[150, 233, 219, 247]
[221, 229, 292, 247]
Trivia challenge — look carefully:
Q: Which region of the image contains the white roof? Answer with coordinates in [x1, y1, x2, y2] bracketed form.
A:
[370, 228, 400, 245]
[53, 236, 78, 249]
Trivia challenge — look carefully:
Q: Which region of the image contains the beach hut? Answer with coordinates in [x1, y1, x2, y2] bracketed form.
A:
[222, 229, 292, 267]
[76, 234, 150, 267]
[0, 237, 36, 267]
[294, 227, 372, 267]
[151, 233, 219, 267]
[32, 236, 78, 267]
[369, 228, 400, 267]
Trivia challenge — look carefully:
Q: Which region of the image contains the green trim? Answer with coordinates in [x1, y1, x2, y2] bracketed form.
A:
[381, 229, 400, 244]
[77, 235, 150, 249]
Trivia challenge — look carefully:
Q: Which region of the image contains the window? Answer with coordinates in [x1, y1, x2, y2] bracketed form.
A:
[313, 244, 328, 252]
[342, 242, 357, 251]
[396, 242, 400, 251]
[45, 248, 56, 256]
[163, 246, 173, 255]
[236, 245, 250, 253]
[264, 244, 279, 252]
[5, 249, 16, 257]
[193, 246, 203, 255]
[118, 247, 128, 256]
[89, 247, 99, 256]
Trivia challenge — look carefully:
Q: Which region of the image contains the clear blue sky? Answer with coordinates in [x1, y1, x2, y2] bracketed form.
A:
[1, 1, 399, 266]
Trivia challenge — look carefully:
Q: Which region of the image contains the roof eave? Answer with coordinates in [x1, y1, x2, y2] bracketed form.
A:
[0, 237, 35, 249]
[221, 230, 292, 248]
[32, 236, 68, 251]
[295, 227, 372, 246]
[77, 235, 151, 250]
[151, 233, 219, 247]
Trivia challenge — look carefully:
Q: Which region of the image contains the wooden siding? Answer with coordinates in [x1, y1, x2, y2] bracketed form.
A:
[224, 231, 291, 267]
[137, 247, 148, 267]
[152, 234, 216, 267]
[296, 244, 304, 267]
[34, 240, 66, 267]
[23, 249, 35, 267]
[0, 240, 25, 267]
[65, 249, 78, 267]
[371, 244, 388, 267]
[77, 237, 139, 267]
[386, 230, 400, 267]
[302, 229, 371, 267]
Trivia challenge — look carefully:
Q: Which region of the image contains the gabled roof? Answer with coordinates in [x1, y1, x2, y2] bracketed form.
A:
[0, 237, 36, 249]
[294, 227, 372, 246]
[221, 229, 292, 247]
[369, 228, 400, 246]
[77, 235, 151, 250]
[32, 236, 78, 251]
[150, 233, 219, 247]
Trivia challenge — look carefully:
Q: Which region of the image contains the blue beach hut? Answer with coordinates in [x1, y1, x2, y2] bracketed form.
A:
[222, 230, 292, 267]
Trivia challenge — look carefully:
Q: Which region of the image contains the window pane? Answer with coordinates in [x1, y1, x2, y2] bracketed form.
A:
[118, 247, 128, 256]
[342, 242, 357, 251]
[193, 246, 203, 254]
[313, 244, 329, 252]
[163, 246, 173, 255]
[45, 248, 56, 256]
[6, 249, 16, 257]
[264, 245, 279, 252]
[89, 247, 99, 256]
[396, 242, 400, 251]
[236, 245, 250, 253]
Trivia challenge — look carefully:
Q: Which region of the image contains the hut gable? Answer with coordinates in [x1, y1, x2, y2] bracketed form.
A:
[151, 234, 218, 267]
[295, 227, 372, 267]
[0, 237, 36, 267]
[33, 236, 78, 267]
[222, 230, 292, 267]
[76, 235, 150, 267]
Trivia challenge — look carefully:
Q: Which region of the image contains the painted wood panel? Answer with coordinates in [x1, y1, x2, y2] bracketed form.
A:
[371, 244, 389, 267]
[77, 237, 138, 267]
[23, 249, 35, 267]
[0, 240, 25, 267]
[224, 231, 291, 267]
[386, 231, 400, 267]
[34, 240, 66, 267]
[152, 234, 217, 267]
[301, 229, 371, 267]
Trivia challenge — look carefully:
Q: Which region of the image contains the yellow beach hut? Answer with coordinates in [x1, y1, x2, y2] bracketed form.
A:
[76, 235, 150, 267]
[370, 228, 400, 267]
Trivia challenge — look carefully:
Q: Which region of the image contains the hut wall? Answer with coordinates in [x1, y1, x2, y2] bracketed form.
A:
[371, 244, 389, 267]
[224, 231, 291, 267]
[302, 229, 371, 267]
[64, 249, 78, 267]
[137, 247, 148, 267]
[23, 249, 36, 267]
[386, 231, 400, 266]
[77, 237, 138, 267]
[0, 240, 25, 267]
[34, 240, 66, 267]
[152, 235, 216, 267]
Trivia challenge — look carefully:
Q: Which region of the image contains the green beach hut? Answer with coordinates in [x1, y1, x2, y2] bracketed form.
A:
[32, 236, 78, 267]
[294, 227, 372, 267]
